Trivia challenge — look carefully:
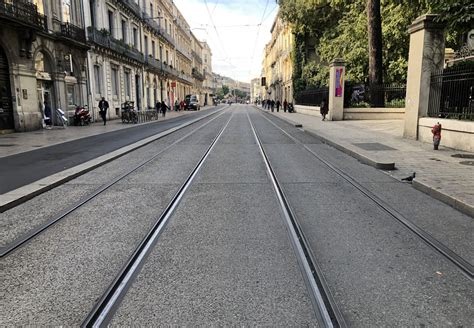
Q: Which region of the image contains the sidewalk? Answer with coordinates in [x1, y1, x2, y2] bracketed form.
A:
[0, 107, 214, 158]
[265, 108, 474, 217]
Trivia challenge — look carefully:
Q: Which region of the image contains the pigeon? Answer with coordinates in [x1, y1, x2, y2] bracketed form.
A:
[401, 172, 416, 182]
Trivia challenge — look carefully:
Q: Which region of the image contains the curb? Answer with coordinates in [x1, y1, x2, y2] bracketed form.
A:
[264, 110, 395, 170]
[262, 109, 473, 218]
[0, 108, 226, 213]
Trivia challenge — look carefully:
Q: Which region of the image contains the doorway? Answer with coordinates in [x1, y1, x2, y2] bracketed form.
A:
[0, 46, 14, 130]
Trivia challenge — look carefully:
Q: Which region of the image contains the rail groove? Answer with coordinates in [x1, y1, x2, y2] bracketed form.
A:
[0, 109, 229, 258]
[259, 110, 473, 280]
[247, 111, 346, 328]
[81, 112, 234, 327]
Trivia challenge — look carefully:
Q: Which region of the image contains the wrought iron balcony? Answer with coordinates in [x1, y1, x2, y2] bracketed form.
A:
[58, 22, 86, 43]
[175, 43, 192, 61]
[0, 0, 47, 31]
[87, 27, 144, 63]
[145, 55, 161, 71]
[192, 68, 205, 81]
[157, 25, 174, 45]
[122, 0, 142, 18]
[178, 72, 194, 84]
[192, 50, 202, 64]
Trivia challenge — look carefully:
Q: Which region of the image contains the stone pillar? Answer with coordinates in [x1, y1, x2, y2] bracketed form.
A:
[328, 59, 345, 121]
[404, 14, 445, 139]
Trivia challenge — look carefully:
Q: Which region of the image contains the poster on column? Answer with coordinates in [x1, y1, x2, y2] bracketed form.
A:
[335, 68, 343, 97]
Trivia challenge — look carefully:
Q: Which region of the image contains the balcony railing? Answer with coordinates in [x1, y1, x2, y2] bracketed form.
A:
[59, 22, 86, 43]
[87, 27, 144, 63]
[178, 71, 193, 84]
[192, 68, 204, 81]
[0, 0, 47, 31]
[175, 43, 192, 61]
[157, 25, 174, 45]
[161, 63, 178, 77]
[122, 0, 142, 18]
[145, 55, 161, 70]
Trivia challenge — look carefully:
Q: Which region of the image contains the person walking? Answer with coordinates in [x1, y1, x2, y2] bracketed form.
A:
[180, 99, 185, 111]
[320, 99, 329, 121]
[160, 100, 168, 118]
[276, 100, 281, 112]
[44, 101, 52, 129]
[271, 99, 275, 112]
[283, 99, 288, 112]
[98, 97, 109, 125]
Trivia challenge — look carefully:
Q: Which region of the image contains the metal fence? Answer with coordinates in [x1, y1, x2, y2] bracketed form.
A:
[294, 87, 329, 106]
[344, 83, 406, 108]
[428, 64, 474, 120]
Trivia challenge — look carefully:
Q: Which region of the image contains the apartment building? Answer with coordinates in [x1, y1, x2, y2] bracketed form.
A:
[201, 41, 213, 105]
[262, 10, 293, 103]
[190, 33, 204, 105]
[0, 0, 89, 131]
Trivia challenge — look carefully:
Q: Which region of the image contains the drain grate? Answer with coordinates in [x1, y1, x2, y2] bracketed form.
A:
[0, 144, 16, 147]
[452, 154, 474, 159]
[353, 142, 396, 151]
[459, 160, 474, 166]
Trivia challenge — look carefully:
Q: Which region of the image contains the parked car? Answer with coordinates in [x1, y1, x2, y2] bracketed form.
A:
[185, 94, 200, 110]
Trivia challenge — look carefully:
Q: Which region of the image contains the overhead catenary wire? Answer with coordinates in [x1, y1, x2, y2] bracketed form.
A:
[248, 0, 270, 78]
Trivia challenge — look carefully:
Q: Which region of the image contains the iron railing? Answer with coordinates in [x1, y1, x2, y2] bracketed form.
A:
[145, 55, 161, 71]
[295, 87, 329, 106]
[192, 68, 204, 81]
[428, 64, 474, 120]
[175, 43, 192, 61]
[87, 27, 144, 63]
[192, 50, 202, 64]
[344, 83, 406, 108]
[122, 0, 142, 18]
[59, 22, 86, 43]
[0, 0, 47, 31]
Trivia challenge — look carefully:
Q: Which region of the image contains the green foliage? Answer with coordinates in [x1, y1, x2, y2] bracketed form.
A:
[222, 85, 230, 95]
[429, 0, 474, 34]
[280, 0, 434, 89]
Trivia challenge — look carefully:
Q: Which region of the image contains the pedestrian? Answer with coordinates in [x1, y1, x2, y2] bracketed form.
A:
[175, 99, 179, 111]
[276, 100, 281, 112]
[271, 100, 275, 112]
[283, 99, 288, 112]
[431, 122, 442, 150]
[180, 99, 185, 111]
[98, 97, 109, 125]
[43, 101, 52, 129]
[161, 100, 168, 117]
[320, 99, 329, 121]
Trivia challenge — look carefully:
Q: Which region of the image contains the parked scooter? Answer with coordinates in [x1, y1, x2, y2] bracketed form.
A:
[73, 105, 92, 126]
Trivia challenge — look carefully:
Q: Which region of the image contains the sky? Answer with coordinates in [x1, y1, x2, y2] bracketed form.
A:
[173, 0, 278, 83]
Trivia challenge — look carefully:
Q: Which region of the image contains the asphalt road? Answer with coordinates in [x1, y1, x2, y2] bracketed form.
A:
[0, 107, 224, 194]
[1, 105, 472, 326]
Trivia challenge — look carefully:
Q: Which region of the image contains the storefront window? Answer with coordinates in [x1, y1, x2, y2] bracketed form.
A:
[67, 85, 75, 106]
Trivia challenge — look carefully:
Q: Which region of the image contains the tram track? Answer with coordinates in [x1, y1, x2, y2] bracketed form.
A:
[258, 109, 473, 280]
[247, 111, 346, 328]
[0, 108, 229, 258]
[81, 111, 235, 327]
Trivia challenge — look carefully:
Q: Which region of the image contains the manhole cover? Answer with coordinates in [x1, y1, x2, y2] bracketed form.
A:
[353, 142, 396, 151]
[459, 161, 474, 166]
[452, 154, 474, 159]
[0, 144, 16, 147]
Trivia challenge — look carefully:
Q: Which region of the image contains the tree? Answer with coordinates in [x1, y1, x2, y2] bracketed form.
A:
[367, 0, 384, 106]
[222, 85, 230, 96]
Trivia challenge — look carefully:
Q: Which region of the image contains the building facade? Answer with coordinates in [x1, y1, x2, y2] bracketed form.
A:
[0, 0, 89, 132]
[0, 0, 212, 132]
[262, 11, 293, 104]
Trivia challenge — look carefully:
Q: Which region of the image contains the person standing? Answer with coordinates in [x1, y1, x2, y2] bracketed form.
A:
[320, 99, 329, 121]
[161, 100, 168, 117]
[271, 99, 275, 112]
[283, 99, 288, 112]
[98, 97, 109, 126]
[276, 100, 281, 112]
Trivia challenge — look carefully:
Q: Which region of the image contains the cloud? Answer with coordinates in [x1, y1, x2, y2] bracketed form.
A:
[174, 0, 278, 83]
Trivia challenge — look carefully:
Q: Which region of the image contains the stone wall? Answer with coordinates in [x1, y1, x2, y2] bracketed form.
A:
[418, 118, 474, 152]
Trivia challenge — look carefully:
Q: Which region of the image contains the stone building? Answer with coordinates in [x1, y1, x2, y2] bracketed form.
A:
[190, 34, 204, 105]
[84, 0, 196, 119]
[0, 0, 89, 132]
[201, 41, 213, 105]
[262, 10, 293, 103]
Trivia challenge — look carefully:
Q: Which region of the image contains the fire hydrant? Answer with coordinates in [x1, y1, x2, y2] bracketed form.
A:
[431, 122, 442, 150]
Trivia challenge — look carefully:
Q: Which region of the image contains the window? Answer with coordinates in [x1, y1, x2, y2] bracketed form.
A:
[108, 10, 114, 36]
[111, 67, 119, 96]
[159, 45, 163, 61]
[67, 85, 75, 106]
[121, 19, 127, 42]
[144, 35, 148, 56]
[158, 11, 161, 27]
[94, 65, 102, 94]
[165, 50, 169, 64]
[124, 71, 131, 97]
[63, 0, 72, 23]
[150, 3, 153, 17]
[133, 27, 138, 49]
[151, 40, 155, 58]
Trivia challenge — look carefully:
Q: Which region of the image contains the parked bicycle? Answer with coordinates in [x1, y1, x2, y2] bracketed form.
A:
[121, 101, 138, 124]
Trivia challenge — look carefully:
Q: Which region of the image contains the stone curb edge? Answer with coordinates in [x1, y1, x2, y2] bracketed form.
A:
[0, 108, 224, 213]
[412, 180, 474, 218]
[264, 109, 473, 218]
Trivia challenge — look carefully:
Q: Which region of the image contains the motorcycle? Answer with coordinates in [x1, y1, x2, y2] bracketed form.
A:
[73, 105, 92, 126]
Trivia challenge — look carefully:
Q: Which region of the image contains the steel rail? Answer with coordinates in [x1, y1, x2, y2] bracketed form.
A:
[258, 110, 474, 280]
[81, 111, 234, 327]
[247, 111, 345, 328]
[0, 108, 229, 258]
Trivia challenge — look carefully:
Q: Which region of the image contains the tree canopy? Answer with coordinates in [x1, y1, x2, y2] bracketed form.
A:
[278, 0, 472, 92]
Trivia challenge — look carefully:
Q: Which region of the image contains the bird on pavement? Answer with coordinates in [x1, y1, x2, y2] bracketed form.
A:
[401, 172, 416, 182]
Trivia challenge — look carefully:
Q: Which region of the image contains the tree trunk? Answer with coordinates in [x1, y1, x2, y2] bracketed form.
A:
[367, 0, 384, 107]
